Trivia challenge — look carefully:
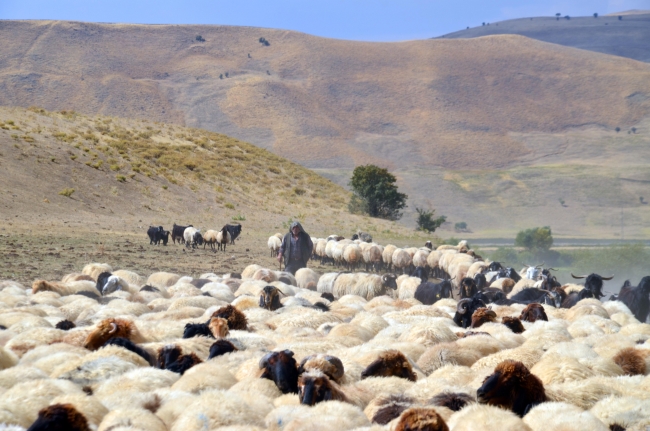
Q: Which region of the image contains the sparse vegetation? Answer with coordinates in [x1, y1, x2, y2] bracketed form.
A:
[415, 207, 446, 233]
[348, 165, 407, 221]
[454, 221, 469, 232]
[515, 226, 553, 252]
[225, 203, 235, 210]
[232, 214, 246, 221]
[116, 174, 126, 182]
[58, 188, 75, 197]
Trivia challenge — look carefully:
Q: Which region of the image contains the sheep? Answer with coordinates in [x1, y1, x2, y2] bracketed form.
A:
[295, 268, 319, 291]
[520, 303, 548, 323]
[392, 248, 413, 275]
[393, 407, 449, 431]
[612, 347, 648, 376]
[259, 350, 300, 394]
[83, 318, 145, 351]
[216, 226, 231, 252]
[26, 403, 90, 431]
[157, 345, 202, 375]
[477, 359, 547, 417]
[471, 308, 497, 328]
[268, 235, 282, 257]
[82, 263, 113, 281]
[95, 272, 129, 296]
[146, 272, 180, 290]
[183, 227, 204, 249]
[343, 243, 363, 272]
[360, 350, 417, 381]
[203, 229, 219, 250]
[332, 273, 398, 300]
[383, 244, 398, 271]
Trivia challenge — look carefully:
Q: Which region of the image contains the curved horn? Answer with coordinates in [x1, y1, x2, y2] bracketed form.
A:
[259, 352, 274, 369]
[547, 268, 557, 271]
[109, 322, 118, 334]
[323, 355, 345, 381]
[571, 273, 587, 279]
[457, 298, 471, 314]
[523, 264, 531, 268]
[535, 262, 545, 268]
[485, 309, 497, 318]
[601, 275, 614, 281]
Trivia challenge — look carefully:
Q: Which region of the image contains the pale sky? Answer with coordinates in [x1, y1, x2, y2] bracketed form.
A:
[1, 0, 649, 41]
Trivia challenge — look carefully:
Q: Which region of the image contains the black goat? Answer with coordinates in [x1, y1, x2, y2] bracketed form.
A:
[171, 223, 192, 244]
[571, 273, 613, 300]
[225, 223, 242, 244]
[617, 276, 650, 323]
[459, 277, 478, 299]
[507, 288, 562, 308]
[260, 350, 299, 394]
[410, 266, 429, 282]
[414, 279, 453, 305]
[259, 285, 284, 311]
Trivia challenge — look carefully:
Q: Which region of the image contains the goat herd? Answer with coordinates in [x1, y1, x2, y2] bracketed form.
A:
[147, 223, 243, 252]
[0, 237, 650, 430]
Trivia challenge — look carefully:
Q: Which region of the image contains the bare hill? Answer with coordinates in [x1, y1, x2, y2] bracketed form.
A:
[1, 20, 650, 238]
[440, 12, 650, 63]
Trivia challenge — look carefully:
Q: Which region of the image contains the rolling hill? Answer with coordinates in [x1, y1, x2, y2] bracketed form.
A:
[1, 20, 650, 238]
[439, 12, 650, 63]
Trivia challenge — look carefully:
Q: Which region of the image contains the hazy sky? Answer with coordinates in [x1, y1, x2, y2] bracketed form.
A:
[1, 0, 649, 41]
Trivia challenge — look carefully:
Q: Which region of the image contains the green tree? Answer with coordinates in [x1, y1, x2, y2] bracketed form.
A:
[515, 226, 553, 252]
[348, 165, 408, 220]
[415, 207, 447, 232]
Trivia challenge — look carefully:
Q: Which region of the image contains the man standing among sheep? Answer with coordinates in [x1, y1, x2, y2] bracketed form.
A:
[277, 221, 314, 275]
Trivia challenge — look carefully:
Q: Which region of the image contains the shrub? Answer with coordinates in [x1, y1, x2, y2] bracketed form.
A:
[615, 127, 621, 132]
[116, 175, 126, 182]
[515, 226, 553, 251]
[58, 188, 75, 197]
[195, 35, 205, 42]
[232, 214, 246, 221]
[225, 203, 235, 210]
[293, 187, 306, 196]
[416, 207, 446, 233]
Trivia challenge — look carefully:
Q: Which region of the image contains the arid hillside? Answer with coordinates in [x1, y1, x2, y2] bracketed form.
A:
[440, 12, 650, 63]
[1, 20, 650, 237]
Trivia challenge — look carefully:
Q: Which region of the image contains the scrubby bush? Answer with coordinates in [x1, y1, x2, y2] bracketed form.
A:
[58, 188, 75, 197]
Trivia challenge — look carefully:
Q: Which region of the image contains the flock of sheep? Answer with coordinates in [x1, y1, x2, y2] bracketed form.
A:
[0, 237, 650, 430]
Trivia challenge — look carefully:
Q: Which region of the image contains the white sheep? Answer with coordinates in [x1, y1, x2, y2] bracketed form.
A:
[391, 248, 412, 275]
[382, 244, 398, 272]
[295, 268, 319, 291]
[267, 235, 282, 257]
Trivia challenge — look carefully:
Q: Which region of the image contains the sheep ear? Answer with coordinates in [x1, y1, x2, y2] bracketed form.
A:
[259, 296, 266, 308]
[283, 349, 294, 357]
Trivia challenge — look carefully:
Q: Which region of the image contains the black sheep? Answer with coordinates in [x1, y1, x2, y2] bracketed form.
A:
[260, 350, 299, 394]
[414, 280, 453, 305]
[103, 337, 154, 365]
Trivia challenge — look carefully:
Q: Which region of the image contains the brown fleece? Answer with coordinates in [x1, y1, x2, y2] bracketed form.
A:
[394, 407, 449, 431]
[520, 303, 548, 323]
[470, 308, 497, 328]
[211, 304, 248, 330]
[83, 318, 137, 350]
[361, 350, 417, 381]
[501, 316, 525, 334]
[32, 279, 66, 294]
[209, 317, 230, 338]
[30, 403, 90, 431]
[429, 392, 475, 412]
[613, 347, 647, 376]
[369, 394, 416, 425]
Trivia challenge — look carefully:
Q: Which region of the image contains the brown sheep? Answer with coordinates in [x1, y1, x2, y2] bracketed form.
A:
[501, 316, 525, 334]
[361, 350, 416, 381]
[366, 394, 416, 425]
[394, 407, 449, 431]
[477, 359, 547, 417]
[298, 370, 349, 405]
[429, 392, 475, 411]
[211, 304, 248, 330]
[208, 317, 230, 338]
[298, 354, 345, 383]
[83, 318, 142, 350]
[519, 303, 548, 323]
[157, 345, 202, 375]
[27, 403, 90, 431]
[470, 308, 497, 328]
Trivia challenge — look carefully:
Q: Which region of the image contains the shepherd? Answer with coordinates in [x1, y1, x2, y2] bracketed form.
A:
[277, 221, 314, 275]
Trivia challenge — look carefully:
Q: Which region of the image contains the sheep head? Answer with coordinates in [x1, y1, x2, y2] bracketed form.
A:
[382, 273, 398, 290]
[55, 319, 76, 331]
[211, 304, 248, 330]
[519, 303, 548, 323]
[208, 339, 238, 359]
[157, 345, 202, 375]
[459, 278, 477, 299]
[453, 297, 487, 329]
[368, 394, 416, 425]
[298, 354, 345, 383]
[501, 316, 525, 334]
[470, 308, 497, 328]
[27, 403, 90, 431]
[83, 318, 134, 351]
[259, 349, 299, 394]
[394, 407, 449, 431]
[477, 359, 546, 417]
[298, 370, 347, 405]
[209, 317, 230, 338]
[259, 285, 283, 311]
[361, 350, 416, 382]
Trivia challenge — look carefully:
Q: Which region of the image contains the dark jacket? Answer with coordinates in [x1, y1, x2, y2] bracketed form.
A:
[279, 222, 313, 267]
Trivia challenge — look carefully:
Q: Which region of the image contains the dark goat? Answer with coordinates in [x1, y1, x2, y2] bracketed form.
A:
[411, 266, 429, 282]
[225, 223, 242, 244]
[459, 277, 478, 299]
[498, 267, 522, 283]
[190, 278, 213, 289]
[103, 337, 154, 365]
[453, 297, 487, 328]
[183, 322, 213, 339]
[561, 288, 596, 309]
[487, 262, 504, 272]
[501, 316, 525, 333]
[208, 339, 238, 359]
[425, 241, 433, 250]
[474, 273, 487, 291]
[157, 345, 202, 375]
[321, 292, 335, 302]
[616, 276, 650, 323]
[27, 403, 90, 431]
[171, 223, 192, 244]
[351, 231, 373, 243]
[260, 350, 299, 394]
[55, 319, 76, 331]
[259, 285, 284, 311]
[571, 273, 613, 300]
[508, 288, 562, 308]
[477, 359, 547, 417]
[147, 226, 164, 245]
[520, 303, 548, 322]
[298, 370, 348, 405]
[361, 350, 417, 381]
[414, 279, 453, 305]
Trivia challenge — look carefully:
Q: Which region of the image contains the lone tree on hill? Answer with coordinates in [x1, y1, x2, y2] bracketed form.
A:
[515, 226, 554, 252]
[348, 165, 407, 221]
[415, 208, 446, 233]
